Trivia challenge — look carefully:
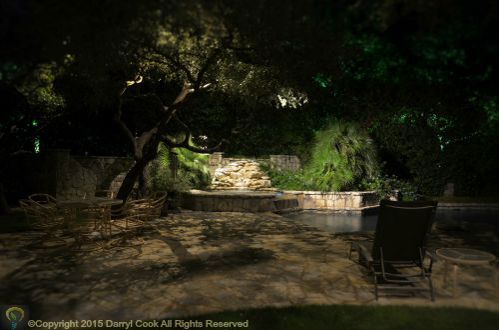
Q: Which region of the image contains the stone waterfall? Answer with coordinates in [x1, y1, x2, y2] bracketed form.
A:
[211, 160, 272, 190]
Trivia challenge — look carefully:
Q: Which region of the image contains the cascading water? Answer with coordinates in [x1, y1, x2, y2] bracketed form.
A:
[211, 160, 272, 190]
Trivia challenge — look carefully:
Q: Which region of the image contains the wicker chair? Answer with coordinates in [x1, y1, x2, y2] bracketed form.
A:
[147, 191, 167, 220]
[126, 199, 151, 220]
[68, 212, 107, 251]
[107, 202, 147, 246]
[19, 199, 65, 246]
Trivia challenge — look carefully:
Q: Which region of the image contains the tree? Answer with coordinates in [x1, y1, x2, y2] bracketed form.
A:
[3, 0, 499, 200]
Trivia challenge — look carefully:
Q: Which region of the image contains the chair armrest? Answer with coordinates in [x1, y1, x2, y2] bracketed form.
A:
[425, 250, 438, 261]
[424, 250, 438, 272]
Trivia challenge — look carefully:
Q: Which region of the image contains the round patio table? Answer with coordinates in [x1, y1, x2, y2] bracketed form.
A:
[436, 248, 497, 297]
[57, 197, 123, 235]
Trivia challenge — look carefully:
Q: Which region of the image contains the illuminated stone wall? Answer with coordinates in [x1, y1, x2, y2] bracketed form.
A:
[282, 190, 380, 211]
[208, 152, 301, 176]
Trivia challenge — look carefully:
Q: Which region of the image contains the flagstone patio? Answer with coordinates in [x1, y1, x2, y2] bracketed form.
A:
[0, 211, 498, 320]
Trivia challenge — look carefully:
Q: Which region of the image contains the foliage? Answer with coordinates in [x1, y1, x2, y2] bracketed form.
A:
[303, 122, 379, 191]
[263, 167, 309, 191]
[190, 305, 499, 330]
[149, 144, 211, 193]
[371, 110, 446, 196]
[365, 175, 419, 201]
[2, 0, 499, 198]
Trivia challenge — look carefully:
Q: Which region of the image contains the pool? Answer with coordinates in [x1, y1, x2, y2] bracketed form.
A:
[285, 209, 499, 233]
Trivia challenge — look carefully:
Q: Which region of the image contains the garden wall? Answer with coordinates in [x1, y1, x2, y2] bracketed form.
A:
[5, 149, 133, 201]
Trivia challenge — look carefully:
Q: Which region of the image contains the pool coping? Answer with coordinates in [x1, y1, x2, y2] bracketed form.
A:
[437, 203, 499, 210]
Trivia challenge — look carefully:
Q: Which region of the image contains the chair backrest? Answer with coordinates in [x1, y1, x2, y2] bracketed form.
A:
[28, 193, 57, 206]
[19, 199, 60, 228]
[20, 199, 41, 220]
[372, 199, 437, 262]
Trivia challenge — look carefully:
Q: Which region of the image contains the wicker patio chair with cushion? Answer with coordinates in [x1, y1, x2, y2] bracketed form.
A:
[348, 199, 438, 301]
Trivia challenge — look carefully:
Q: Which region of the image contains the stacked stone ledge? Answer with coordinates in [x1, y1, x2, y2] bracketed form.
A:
[211, 160, 272, 190]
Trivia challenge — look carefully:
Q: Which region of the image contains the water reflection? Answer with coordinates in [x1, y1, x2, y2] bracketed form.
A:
[286, 209, 499, 233]
[286, 212, 377, 233]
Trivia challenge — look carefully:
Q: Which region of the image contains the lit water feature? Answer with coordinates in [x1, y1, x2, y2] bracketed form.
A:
[285, 209, 499, 233]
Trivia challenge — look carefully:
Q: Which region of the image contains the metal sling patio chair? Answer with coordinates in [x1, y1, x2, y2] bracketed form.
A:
[348, 199, 438, 301]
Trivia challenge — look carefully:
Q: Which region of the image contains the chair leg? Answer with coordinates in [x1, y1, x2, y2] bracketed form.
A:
[443, 261, 449, 287]
[374, 272, 379, 300]
[348, 243, 353, 260]
[452, 264, 459, 297]
[493, 263, 498, 297]
[428, 275, 435, 301]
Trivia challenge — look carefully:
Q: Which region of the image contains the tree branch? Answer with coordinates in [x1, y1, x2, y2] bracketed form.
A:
[172, 114, 191, 145]
[114, 77, 143, 154]
[158, 81, 211, 133]
[113, 113, 136, 152]
[146, 51, 197, 84]
[135, 127, 158, 159]
[194, 48, 222, 90]
[161, 134, 225, 153]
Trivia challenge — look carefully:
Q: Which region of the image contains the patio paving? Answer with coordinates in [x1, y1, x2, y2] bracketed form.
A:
[0, 211, 498, 320]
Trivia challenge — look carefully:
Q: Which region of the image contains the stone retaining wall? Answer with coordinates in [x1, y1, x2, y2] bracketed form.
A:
[181, 190, 278, 212]
[181, 189, 379, 213]
[283, 190, 379, 211]
[5, 149, 133, 200]
[269, 155, 301, 171]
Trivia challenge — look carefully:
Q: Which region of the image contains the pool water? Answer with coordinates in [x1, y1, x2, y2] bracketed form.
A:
[285, 209, 499, 233]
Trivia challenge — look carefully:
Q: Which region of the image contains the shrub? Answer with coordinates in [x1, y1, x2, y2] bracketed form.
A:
[304, 121, 379, 191]
[365, 174, 420, 201]
[149, 143, 211, 193]
[264, 168, 309, 191]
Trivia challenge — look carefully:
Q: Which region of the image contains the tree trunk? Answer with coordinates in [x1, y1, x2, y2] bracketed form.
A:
[116, 136, 159, 202]
[138, 169, 147, 198]
[0, 182, 11, 215]
[116, 159, 149, 202]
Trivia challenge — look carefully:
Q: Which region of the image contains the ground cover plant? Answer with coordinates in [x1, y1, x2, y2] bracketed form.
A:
[183, 305, 499, 330]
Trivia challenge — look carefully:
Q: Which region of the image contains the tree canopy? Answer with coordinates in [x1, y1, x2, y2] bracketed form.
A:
[2, 0, 499, 197]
